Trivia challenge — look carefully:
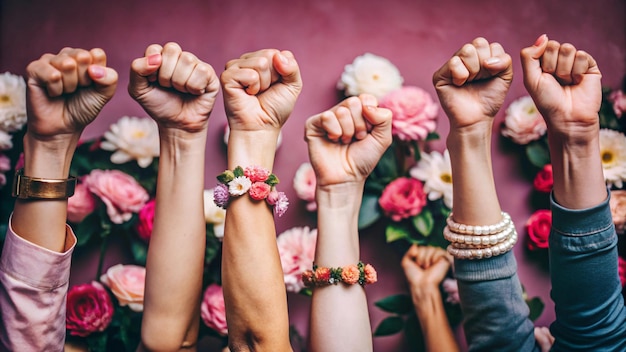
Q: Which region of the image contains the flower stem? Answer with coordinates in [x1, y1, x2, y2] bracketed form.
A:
[95, 233, 110, 280]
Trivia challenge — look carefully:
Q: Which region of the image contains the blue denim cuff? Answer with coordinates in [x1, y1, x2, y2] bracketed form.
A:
[454, 250, 518, 282]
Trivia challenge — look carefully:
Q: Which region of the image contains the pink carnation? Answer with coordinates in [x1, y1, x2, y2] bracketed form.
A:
[609, 90, 626, 118]
[84, 169, 149, 224]
[379, 177, 427, 221]
[244, 165, 270, 182]
[214, 183, 230, 208]
[249, 182, 271, 200]
[135, 199, 156, 242]
[67, 182, 97, 223]
[364, 264, 377, 284]
[66, 282, 114, 337]
[267, 190, 289, 217]
[379, 86, 439, 141]
[201, 284, 228, 336]
[293, 162, 317, 211]
[276, 226, 317, 292]
[100, 264, 146, 312]
[342, 264, 360, 285]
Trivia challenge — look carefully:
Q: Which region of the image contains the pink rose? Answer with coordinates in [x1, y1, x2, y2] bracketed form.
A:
[379, 86, 439, 141]
[84, 169, 149, 224]
[244, 165, 270, 182]
[66, 281, 114, 337]
[201, 284, 228, 336]
[293, 162, 317, 211]
[277, 226, 317, 293]
[249, 182, 271, 200]
[67, 182, 97, 223]
[379, 177, 427, 221]
[135, 199, 156, 242]
[533, 164, 553, 193]
[619, 256, 626, 288]
[501, 96, 547, 145]
[610, 190, 626, 235]
[526, 209, 552, 250]
[100, 264, 146, 312]
[609, 89, 626, 118]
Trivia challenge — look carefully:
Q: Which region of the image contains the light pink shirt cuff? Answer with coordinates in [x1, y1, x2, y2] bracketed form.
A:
[0, 215, 76, 352]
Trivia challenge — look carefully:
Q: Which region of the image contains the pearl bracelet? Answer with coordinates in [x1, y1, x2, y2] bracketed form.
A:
[447, 229, 518, 260]
[443, 223, 514, 247]
[446, 212, 511, 235]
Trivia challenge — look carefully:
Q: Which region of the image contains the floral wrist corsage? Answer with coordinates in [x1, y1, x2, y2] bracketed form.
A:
[214, 165, 289, 217]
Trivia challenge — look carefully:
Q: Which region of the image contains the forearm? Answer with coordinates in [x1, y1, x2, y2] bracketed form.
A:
[11, 132, 80, 252]
[222, 132, 291, 351]
[309, 183, 372, 352]
[412, 287, 459, 352]
[141, 129, 207, 351]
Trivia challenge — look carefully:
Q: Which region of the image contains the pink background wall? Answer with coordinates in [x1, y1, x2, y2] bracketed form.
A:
[2, 0, 625, 350]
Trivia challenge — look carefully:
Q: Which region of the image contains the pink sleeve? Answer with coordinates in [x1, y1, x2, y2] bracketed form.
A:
[0, 215, 76, 352]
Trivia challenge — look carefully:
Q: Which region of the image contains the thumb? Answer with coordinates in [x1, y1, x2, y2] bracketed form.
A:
[363, 105, 392, 150]
[520, 34, 548, 90]
[88, 65, 118, 101]
[128, 52, 162, 98]
[273, 50, 303, 95]
[430, 257, 451, 281]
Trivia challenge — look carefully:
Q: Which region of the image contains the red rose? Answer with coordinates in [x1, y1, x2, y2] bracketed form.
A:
[66, 282, 114, 337]
[533, 164, 553, 193]
[378, 177, 427, 221]
[526, 209, 552, 250]
[135, 199, 156, 242]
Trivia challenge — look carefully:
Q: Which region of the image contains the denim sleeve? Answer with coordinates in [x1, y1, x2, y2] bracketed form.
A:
[455, 252, 538, 352]
[549, 192, 626, 351]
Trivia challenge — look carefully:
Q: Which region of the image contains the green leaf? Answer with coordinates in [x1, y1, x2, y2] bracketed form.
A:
[412, 209, 434, 237]
[358, 193, 382, 229]
[426, 131, 440, 141]
[525, 141, 550, 168]
[373, 316, 405, 336]
[526, 296, 545, 321]
[86, 332, 108, 351]
[75, 212, 101, 246]
[372, 144, 399, 180]
[374, 294, 413, 315]
[386, 223, 410, 243]
[130, 239, 148, 266]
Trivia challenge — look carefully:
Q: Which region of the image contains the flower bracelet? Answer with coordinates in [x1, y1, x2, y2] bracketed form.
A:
[302, 261, 378, 288]
[214, 165, 289, 217]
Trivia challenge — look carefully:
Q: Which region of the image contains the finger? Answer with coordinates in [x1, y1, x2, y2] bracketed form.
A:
[64, 48, 94, 87]
[26, 55, 64, 97]
[572, 50, 599, 84]
[356, 94, 376, 139]
[88, 65, 118, 101]
[520, 34, 549, 92]
[221, 67, 262, 96]
[333, 106, 355, 144]
[171, 51, 198, 93]
[186, 62, 217, 95]
[483, 52, 513, 83]
[456, 43, 481, 82]
[540, 39, 561, 75]
[490, 42, 505, 57]
[431, 256, 452, 279]
[272, 50, 303, 96]
[362, 104, 392, 150]
[320, 110, 344, 142]
[90, 48, 107, 67]
[336, 96, 365, 143]
[555, 43, 577, 85]
[128, 44, 163, 97]
[234, 54, 275, 92]
[158, 42, 182, 88]
[49, 53, 79, 94]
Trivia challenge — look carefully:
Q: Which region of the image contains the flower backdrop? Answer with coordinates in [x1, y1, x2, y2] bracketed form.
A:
[501, 75, 626, 290]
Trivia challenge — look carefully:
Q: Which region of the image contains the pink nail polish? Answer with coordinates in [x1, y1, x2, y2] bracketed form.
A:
[148, 54, 160, 66]
[91, 66, 105, 78]
[534, 34, 547, 47]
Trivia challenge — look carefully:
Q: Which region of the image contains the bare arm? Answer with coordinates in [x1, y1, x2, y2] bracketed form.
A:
[305, 94, 392, 352]
[129, 43, 220, 352]
[220, 49, 302, 352]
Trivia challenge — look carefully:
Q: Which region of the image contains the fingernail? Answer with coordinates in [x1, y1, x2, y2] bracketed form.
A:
[278, 52, 289, 65]
[148, 53, 160, 66]
[90, 65, 105, 78]
[485, 57, 501, 65]
[534, 34, 547, 47]
[356, 131, 367, 139]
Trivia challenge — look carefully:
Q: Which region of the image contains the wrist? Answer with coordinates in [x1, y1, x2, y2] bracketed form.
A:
[22, 132, 80, 178]
[446, 122, 493, 152]
[227, 130, 279, 170]
[316, 182, 364, 211]
[411, 285, 443, 311]
[158, 126, 208, 154]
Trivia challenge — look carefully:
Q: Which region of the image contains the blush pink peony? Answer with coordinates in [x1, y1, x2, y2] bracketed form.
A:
[501, 96, 547, 145]
[293, 162, 317, 211]
[100, 264, 146, 312]
[84, 169, 149, 224]
[276, 226, 318, 293]
[67, 182, 97, 223]
[379, 177, 427, 221]
[201, 284, 228, 336]
[66, 281, 114, 337]
[379, 86, 439, 141]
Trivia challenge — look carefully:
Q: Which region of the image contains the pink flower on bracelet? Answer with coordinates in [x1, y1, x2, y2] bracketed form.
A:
[215, 165, 288, 217]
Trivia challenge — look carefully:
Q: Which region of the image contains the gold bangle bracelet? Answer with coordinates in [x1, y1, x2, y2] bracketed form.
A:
[11, 169, 77, 200]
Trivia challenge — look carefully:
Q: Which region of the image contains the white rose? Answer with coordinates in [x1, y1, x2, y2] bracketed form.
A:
[337, 53, 403, 99]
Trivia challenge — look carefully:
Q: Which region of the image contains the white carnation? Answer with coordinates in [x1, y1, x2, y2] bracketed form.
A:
[0, 72, 27, 132]
[100, 116, 160, 168]
[599, 128, 626, 188]
[337, 53, 403, 99]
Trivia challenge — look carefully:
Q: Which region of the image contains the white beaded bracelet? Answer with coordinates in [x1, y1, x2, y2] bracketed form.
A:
[446, 212, 511, 235]
[447, 228, 518, 260]
[443, 223, 514, 247]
